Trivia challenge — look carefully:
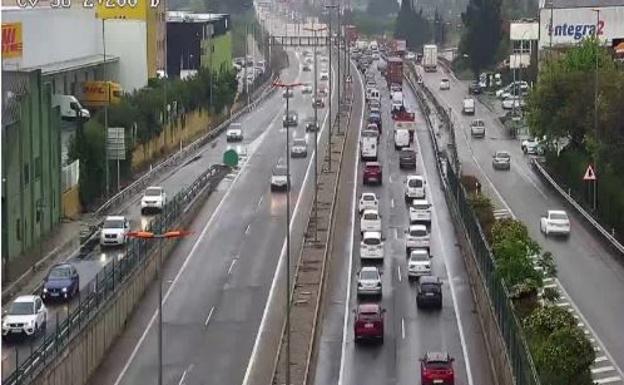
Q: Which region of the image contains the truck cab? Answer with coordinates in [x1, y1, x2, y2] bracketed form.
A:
[52, 95, 90, 121]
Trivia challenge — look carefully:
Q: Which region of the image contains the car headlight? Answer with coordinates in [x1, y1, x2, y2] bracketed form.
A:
[62, 287, 68, 292]
[43, 288, 48, 293]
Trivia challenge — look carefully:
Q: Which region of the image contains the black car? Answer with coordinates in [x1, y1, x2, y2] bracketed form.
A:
[368, 113, 382, 132]
[469, 81, 482, 95]
[282, 112, 298, 127]
[399, 149, 417, 169]
[42, 263, 80, 301]
[416, 276, 442, 309]
[304, 118, 318, 132]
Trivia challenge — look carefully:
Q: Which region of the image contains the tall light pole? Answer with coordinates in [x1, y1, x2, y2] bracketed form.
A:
[304, 25, 327, 242]
[272, 80, 303, 385]
[325, 3, 338, 170]
[592, 8, 600, 211]
[126, 229, 191, 385]
[102, 19, 110, 196]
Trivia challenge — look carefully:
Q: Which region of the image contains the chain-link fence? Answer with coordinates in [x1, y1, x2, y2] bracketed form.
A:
[3, 164, 230, 385]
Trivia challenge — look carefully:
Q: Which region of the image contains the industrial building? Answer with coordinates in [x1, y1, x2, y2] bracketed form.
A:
[166, 12, 232, 78]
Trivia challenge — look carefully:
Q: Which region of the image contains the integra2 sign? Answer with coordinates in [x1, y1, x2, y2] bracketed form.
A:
[549, 20, 605, 40]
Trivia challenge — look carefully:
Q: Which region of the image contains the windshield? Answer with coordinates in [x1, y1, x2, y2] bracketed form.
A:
[410, 229, 427, 237]
[8, 302, 34, 316]
[360, 270, 378, 280]
[363, 195, 375, 201]
[363, 213, 378, 220]
[293, 139, 306, 146]
[408, 179, 423, 188]
[411, 252, 429, 262]
[144, 188, 161, 196]
[412, 202, 430, 210]
[274, 166, 288, 176]
[496, 152, 510, 159]
[551, 213, 568, 221]
[103, 219, 125, 229]
[363, 237, 381, 245]
[421, 284, 441, 293]
[400, 151, 414, 158]
[49, 266, 71, 279]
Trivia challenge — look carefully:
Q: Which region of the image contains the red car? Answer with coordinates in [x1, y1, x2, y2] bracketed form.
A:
[420, 352, 455, 385]
[353, 303, 385, 343]
[363, 162, 382, 185]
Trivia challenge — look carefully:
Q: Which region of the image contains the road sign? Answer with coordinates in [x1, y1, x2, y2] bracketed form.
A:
[223, 149, 239, 168]
[107, 127, 126, 160]
[583, 165, 596, 181]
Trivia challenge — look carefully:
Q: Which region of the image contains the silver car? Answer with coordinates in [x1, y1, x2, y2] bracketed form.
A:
[357, 266, 382, 296]
[492, 151, 511, 170]
[291, 138, 308, 158]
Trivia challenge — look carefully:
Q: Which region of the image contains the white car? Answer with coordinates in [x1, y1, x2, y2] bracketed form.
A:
[540, 210, 570, 237]
[302, 84, 313, 94]
[320, 71, 329, 81]
[357, 266, 382, 296]
[226, 123, 244, 142]
[359, 192, 379, 213]
[501, 95, 525, 110]
[2, 295, 48, 337]
[409, 199, 432, 224]
[407, 249, 432, 279]
[521, 137, 544, 155]
[360, 209, 382, 234]
[291, 138, 308, 158]
[405, 175, 426, 201]
[271, 164, 289, 191]
[360, 231, 384, 260]
[439, 78, 450, 90]
[470, 119, 485, 138]
[100, 216, 130, 246]
[141, 186, 167, 213]
[405, 224, 430, 253]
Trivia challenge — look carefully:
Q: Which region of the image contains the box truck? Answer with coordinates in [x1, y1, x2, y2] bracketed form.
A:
[423, 44, 437, 72]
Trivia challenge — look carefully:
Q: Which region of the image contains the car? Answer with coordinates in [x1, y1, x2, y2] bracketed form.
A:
[367, 113, 382, 132]
[312, 97, 325, 108]
[409, 199, 432, 224]
[421, 352, 455, 385]
[353, 303, 385, 343]
[141, 186, 167, 213]
[363, 162, 382, 185]
[301, 83, 313, 94]
[462, 98, 475, 115]
[408, 248, 432, 278]
[42, 263, 79, 301]
[320, 71, 329, 81]
[226, 123, 244, 142]
[304, 118, 318, 132]
[2, 295, 48, 338]
[492, 150, 511, 170]
[291, 138, 308, 158]
[439, 78, 450, 90]
[271, 164, 289, 191]
[399, 149, 417, 169]
[282, 88, 294, 98]
[540, 210, 570, 237]
[468, 81, 482, 94]
[302, 63, 312, 72]
[357, 266, 382, 296]
[496, 81, 529, 99]
[521, 137, 544, 155]
[318, 87, 329, 97]
[360, 209, 382, 234]
[282, 112, 298, 127]
[358, 192, 379, 213]
[405, 225, 430, 253]
[360, 231, 384, 260]
[405, 175, 426, 201]
[416, 275, 442, 309]
[394, 128, 410, 150]
[320, 56, 328, 63]
[100, 216, 130, 246]
[368, 99, 381, 111]
[369, 106, 381, 116]
[470, 119, 485, 138]
[390, 83, 402, 93]
[366, 79, 377, 88]
[501, 95, 525, 110]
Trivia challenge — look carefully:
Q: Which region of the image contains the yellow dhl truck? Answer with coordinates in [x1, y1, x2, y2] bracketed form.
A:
[79, 81, 123, 108]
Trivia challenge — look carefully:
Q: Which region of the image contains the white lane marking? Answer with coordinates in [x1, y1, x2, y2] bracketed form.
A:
[112, 53, 299, 385]
[242, 50, 335, 385]
[412, 103, 475, 385]
[594, 376, 622, 384]
[394, 228, 399, 240]
[257, 195, 263, 208]
[227, 259, 237, 275]
[401, 317, 406, 340]
[592, 366, 616, 374]
[391, 198, 395, 208]
[596, 356, 609, 363]
[204, 306, 215, 327]
[245, 224, 251, 235]
[389, 175, 393, 183]
[177, 364, 193, 385]
[397, 265, 402, 282]
[338, 61, 366, 385]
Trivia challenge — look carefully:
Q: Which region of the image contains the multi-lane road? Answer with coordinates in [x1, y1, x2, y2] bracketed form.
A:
[420, 65, 624, 383]
[312, 62, 495, 385]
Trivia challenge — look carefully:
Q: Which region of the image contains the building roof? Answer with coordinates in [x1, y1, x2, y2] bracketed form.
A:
[16, 54, 119, 76]
[540, 0, 624, 8]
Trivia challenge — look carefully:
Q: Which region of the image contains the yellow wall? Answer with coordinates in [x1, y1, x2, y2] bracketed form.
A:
[62, 186, 82, 219]
[132, 109, 221, 170]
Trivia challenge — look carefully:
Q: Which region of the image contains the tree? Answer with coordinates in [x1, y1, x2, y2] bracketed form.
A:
[458, 0, 503, 75]
[367, 0, 398, 17]
[394, 1, 431, 51]
[68, 120, 107, 208]
[433, 9, 446, 46]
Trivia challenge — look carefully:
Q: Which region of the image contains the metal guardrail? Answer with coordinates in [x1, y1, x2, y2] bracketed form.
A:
[530, 158, 624, 255]
[405, 66, 541, 385]
[4, 164, 230, 385]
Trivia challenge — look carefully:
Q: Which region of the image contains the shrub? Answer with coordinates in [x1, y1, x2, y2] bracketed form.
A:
[468, 193, 496, 237]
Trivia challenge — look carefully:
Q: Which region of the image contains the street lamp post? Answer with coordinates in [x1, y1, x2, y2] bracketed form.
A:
[126, 229, 191, 385]
[592, 8, 600, 211]
[325, 3, 339, 170]
[272, 80, 303, 385]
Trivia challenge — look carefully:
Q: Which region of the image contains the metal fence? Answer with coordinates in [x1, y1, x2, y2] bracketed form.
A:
[404, 65, 541, 385]
[3, 164, 230, 385]
[61, 160, 80, 192]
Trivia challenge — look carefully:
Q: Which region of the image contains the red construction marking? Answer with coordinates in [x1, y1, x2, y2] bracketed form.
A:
[583, 165, 597, 181]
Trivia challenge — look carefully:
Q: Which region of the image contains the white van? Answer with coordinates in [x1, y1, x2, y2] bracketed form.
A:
[391, 91, 404, 111]
[394, 128, 410, 150]
[463, 98, 475, 115]
[361, 135, 378, 161]
[52, 94, 91, 120]
[368, 89, 381, 104]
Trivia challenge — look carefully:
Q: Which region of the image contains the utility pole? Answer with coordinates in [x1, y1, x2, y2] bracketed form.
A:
[102, 19, 110, 196]
[592, 8, 600, 211]
[245, 24, 250, 106]
[325, 4, 336, 171]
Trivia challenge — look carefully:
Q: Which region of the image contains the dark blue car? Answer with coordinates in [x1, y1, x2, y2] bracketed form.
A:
[368, 113, 382, 132]
[42, 263, 79, 301]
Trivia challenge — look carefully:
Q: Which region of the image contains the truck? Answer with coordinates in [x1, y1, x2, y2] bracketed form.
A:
[393, 109, 416, 142]
[345, 25, 358, 46]
[422, 44, 438, 72]
[385, 57, 403, 86]
[52, 94, 91, 121]
[356, 40, 369, 51]
[79, 81, 123, 108]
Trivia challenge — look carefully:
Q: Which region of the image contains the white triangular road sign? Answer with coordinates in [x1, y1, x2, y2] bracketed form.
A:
[583, 165, 596, 181]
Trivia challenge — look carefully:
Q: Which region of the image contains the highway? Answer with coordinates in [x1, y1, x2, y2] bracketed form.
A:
[88, 46, 340, 385]
[312, 62, 495, 385]
[419, 64, 624, 383]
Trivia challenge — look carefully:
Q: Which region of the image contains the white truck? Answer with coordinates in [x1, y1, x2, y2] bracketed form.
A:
[422, 44, 438, 72]
[391, 91, 404, 112]
[52, 94, 91, 120]
[360, 134, 378, 161]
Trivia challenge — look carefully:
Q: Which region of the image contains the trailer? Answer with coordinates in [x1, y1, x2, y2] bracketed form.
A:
[385, 57, 403, 87]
